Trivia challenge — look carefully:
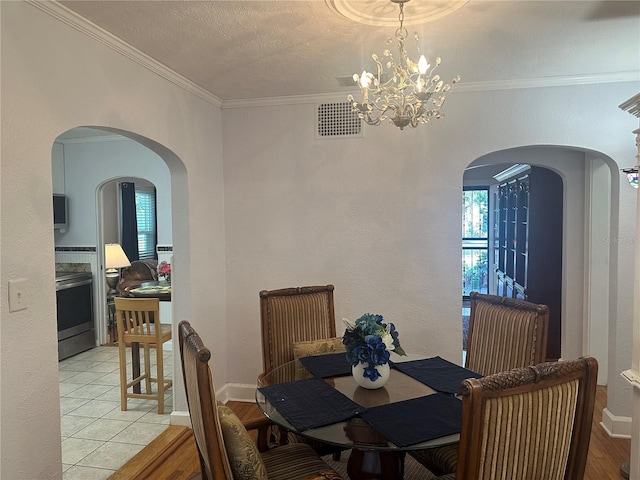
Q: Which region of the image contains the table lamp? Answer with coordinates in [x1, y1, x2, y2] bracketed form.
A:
[105, 243, 131, 295]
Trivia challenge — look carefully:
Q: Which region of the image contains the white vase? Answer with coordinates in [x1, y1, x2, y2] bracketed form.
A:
[351, 362, 390, 390]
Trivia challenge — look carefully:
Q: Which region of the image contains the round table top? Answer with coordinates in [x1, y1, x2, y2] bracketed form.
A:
[256, 352, 461, 452]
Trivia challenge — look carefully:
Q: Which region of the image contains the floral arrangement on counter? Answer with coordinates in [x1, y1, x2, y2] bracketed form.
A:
[343, 313, 406, 381]
[157, 261, 171, 284]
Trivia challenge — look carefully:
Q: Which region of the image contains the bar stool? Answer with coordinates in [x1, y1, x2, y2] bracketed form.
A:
[114, 297, 172, 414]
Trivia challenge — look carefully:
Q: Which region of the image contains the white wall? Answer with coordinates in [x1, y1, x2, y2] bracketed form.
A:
[55, 137, 172, 246]
[1, 3, 225, 478]
[222, 84, 638, 412]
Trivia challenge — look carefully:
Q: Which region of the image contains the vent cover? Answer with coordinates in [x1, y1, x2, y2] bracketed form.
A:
[316, 102, 363, 138]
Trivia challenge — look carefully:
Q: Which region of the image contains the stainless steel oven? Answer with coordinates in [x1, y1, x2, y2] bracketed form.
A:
[56, 272, 95, 360]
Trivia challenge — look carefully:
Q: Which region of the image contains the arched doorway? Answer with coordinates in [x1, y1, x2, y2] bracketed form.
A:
[462, 145, 615, 385]
[53, 127, 173, 348]
[53, 126, 181, 475]
[97, 176, 172, 345]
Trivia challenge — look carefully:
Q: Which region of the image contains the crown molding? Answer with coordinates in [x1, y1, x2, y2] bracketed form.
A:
[54, 134, 123, 145]
[28, 0, 223, 108]
[222, 91, 360, 109]
[454, 71, 640, 93]
[222, 71, 640, 109]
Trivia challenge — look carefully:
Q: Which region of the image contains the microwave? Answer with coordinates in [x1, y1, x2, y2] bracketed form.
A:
[53, 194, 68, 230]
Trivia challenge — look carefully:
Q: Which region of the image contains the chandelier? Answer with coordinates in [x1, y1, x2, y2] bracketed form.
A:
[348, 0, 460, 130]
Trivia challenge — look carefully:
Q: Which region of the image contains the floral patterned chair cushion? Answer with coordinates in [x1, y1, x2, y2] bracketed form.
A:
[217, 404, 268, 480]
[292, 337, 345, 358]
[292, 337, 346, 380]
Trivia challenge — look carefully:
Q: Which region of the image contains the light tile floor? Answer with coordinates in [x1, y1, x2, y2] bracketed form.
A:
[59, 345, 173, 479]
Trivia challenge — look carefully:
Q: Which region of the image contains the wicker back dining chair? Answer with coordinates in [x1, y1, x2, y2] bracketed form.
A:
[433, 356, 598, 480]
[410, 291, 550, 475]
[259, 284, 347, 458]
[465, 291, 549, 376]
[178, 320, 343, 480]
[259, 285, 337, 376]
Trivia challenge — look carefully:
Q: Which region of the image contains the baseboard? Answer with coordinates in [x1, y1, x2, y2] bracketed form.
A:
[170, 410, 192, 427]
[220, 382, 257, 403]
[170, 382, 257, 426]
[601, 407, 632, 438]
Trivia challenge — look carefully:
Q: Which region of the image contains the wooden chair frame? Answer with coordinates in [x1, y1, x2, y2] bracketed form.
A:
[455, 357, 598, 480]
[115, 297, 172, 414]
[179, 320, 234, 479]
[466, 291, 549, 376]
[178, 320, 343, 480]
[259, 285, 337, 375]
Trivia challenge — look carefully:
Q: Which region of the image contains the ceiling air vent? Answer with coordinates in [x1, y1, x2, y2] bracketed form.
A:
[316, 102, 363, 139]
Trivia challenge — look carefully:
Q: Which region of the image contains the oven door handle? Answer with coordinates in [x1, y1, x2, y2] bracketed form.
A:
[56, 278, 93, 291]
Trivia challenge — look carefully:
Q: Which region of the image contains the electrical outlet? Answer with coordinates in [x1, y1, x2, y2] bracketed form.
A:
[8, 279, 28, 312]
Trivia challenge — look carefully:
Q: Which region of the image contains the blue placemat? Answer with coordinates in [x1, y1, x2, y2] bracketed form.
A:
[298, 352, 353, 378]
[359, 393, 462, 447]
[258, 378, 365, 430]
[392, 356, 482, 394]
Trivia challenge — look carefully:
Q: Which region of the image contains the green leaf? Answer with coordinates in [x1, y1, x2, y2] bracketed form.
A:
[394, 346, 407, 356]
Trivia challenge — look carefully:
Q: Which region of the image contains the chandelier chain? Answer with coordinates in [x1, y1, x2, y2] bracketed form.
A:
[396, 2, 407, 42]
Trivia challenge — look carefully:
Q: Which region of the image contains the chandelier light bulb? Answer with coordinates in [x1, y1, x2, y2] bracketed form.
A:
[418, 55, 429, 74]
[359, 71, 372, 89]
[347, 0, 460, 130]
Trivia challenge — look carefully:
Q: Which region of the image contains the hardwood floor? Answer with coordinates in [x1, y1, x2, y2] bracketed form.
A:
[584, 386, 631, 479]
[112, 385, 630, 479]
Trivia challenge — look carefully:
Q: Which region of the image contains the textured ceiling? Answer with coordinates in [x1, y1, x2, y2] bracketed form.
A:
[57, 1, 640, 101]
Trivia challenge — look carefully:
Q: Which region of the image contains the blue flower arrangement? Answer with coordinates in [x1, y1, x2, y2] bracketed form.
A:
[343, 313, 406, 381]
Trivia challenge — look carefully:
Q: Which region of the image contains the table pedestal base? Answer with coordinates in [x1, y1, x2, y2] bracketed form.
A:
[347, 450, 404, 480]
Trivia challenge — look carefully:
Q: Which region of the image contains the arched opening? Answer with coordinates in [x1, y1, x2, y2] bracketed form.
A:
[53, 126, 184, 473]
[97, 176, 173, 345]
[461, 145, 616, 385]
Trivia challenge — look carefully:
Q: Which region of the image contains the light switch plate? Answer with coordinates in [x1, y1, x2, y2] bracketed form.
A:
[8, 279, 28, 312]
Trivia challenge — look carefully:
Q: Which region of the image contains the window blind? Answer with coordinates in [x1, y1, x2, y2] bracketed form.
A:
[135, 185, 157, 260]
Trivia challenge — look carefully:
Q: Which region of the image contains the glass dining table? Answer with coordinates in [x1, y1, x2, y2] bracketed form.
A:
[256, 352, 477, 480]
